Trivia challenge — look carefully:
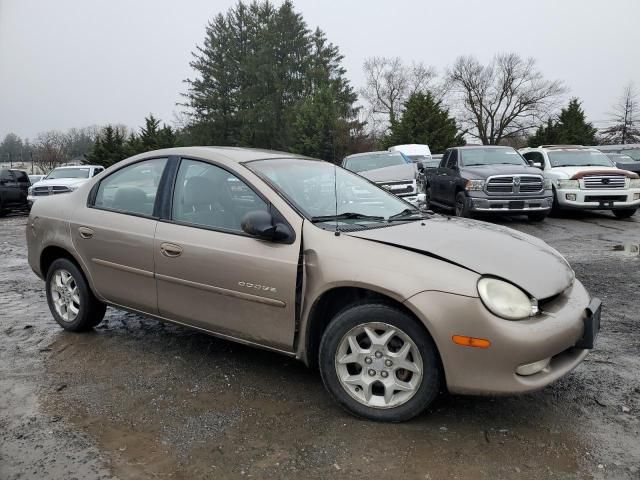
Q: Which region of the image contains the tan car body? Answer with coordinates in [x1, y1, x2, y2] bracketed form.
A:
[28, 147, 593, 396]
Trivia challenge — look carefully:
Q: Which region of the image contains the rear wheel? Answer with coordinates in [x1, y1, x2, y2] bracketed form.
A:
[319, 303, 441, 422]
[612, 208, 636, 219]
[46, 258, 106, 332]
[454, 192, 470, 217]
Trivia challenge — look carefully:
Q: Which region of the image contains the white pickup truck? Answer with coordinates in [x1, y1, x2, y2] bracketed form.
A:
[28, 165, 104, 206]
[520, 145, 640, 218]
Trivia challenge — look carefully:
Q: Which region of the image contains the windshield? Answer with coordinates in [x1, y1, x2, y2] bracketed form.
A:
[460, 148, 526, 166]
[547, 150, 614, 167]
[247, 159, 421, 228]
[46, 167, 91, 179]
[344, 152, 408, 173]
[606, 153, 636, 163]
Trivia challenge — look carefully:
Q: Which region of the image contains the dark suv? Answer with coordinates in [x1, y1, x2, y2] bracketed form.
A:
[0, 169, 30, 215]
[425, 146, 553, 221]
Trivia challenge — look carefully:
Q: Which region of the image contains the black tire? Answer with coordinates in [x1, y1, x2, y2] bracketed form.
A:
[424, 186, 433, 210]
[612, 208, 636, 219]
[454, 191, 470, 218]
[527, 212, 548, 222]
[45, 258, 106, 332]
[319, 303, 441, 422]
[550, 187, 561, 215]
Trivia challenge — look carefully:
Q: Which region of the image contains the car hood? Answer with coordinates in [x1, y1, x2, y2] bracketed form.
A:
[347, 216, 574, 299]
[461, 164, 542, 179]
[359, 164, 416, 182]
[32, 178, 89, 188]
[548, 166, 625, 179]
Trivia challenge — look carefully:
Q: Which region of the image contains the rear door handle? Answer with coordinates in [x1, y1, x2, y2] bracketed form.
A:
[78, 227, 94, 239]
[160, 243, 183, 258]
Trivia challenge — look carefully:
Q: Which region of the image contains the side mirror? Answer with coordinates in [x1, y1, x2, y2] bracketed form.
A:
[241, 210, 292, 242]
[416, 162, 425, 172]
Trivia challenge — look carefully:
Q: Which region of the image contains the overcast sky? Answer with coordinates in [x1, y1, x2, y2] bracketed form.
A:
[1, 0, 639, 140]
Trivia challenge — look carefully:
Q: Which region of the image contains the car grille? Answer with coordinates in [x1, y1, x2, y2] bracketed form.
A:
[377, 181, 415, 196]
[485, 175, 543, 194]
[33, 186, 72, 196]
[582, 175, 626, 189]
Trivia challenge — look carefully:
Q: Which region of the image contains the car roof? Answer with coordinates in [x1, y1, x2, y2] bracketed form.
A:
[53, 164, 102, 169]
[455, 145, 514, 150]
[125, 146, 316, 164]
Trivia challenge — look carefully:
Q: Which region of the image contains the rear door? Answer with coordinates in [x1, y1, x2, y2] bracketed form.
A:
[12, 170, 30, 204]
[70, 157, 170, 314]
[154, 157, 301, 351]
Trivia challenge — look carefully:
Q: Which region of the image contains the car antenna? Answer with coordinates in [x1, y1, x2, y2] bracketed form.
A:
[334, 163, 340, 236]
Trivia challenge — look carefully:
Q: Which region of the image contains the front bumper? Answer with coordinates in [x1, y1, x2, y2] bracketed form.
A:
[400, 193, 426, 207]
[467, 194, 553, 213]
[404, 279, 594, 395]
[556, 188, 640, 210]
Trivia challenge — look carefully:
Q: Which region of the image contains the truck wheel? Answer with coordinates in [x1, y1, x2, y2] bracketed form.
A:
[454, 192, 470, 217]
[528, 212, 548, 222]
[319, 303, 441, 422]
[612, 208, 636, 219]
[425, 187, 433, 210]
[45, 258, 106, 332]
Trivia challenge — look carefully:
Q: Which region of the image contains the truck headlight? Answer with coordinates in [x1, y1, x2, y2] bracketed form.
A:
[630, 179, 640, 188]
[557, 179, 579, 189]
[68, 185, 79, 191]
[543, 178, 552, 190]
[465, 179, 485, 191]
[477, 277, 538, 320]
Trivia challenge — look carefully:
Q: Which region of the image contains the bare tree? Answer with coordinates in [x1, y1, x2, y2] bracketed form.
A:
[33, 131, 69, 173]
[360, 56, 438, 134]
[599, 83, 640, 144]
[448, 53, 565, 145]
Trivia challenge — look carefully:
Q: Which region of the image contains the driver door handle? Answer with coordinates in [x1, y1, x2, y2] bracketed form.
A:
[78, 227, 94, 239]
[160, 243, 183, 258]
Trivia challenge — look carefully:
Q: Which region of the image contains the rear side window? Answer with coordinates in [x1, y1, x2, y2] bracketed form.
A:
[93, 167, 104, 177]
[172, 159, 268, 232]
[0, 170, 14, 181]
[94, 158, 167, 216]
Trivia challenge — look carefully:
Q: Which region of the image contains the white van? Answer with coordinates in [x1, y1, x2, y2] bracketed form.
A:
[388, 144, 435, 166]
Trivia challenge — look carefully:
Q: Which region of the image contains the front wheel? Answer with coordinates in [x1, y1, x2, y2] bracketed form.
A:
[46, 258, 106, 332]
[454, 192, 471, 217]
[612, 208, 636, 219]
[319, 303, 441, 422]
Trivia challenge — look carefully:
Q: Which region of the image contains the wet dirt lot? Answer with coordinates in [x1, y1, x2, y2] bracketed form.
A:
[1, 209, 639, 479]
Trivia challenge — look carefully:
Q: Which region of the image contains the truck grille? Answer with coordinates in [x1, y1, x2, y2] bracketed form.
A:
[485, 175, 543, 194]
[33, 186, 72, 196]
[582, 175, 626, 189]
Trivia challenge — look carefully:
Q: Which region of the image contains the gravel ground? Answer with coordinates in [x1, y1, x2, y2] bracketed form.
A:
[1, 209, 639, 479]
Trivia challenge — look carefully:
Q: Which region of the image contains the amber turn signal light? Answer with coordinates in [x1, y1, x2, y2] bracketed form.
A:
[452, 335, 491, 349]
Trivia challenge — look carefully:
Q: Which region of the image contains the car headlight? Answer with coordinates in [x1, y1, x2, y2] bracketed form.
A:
[477, 277, 538, 320]
[465, 179, 485, 191]
[68, 185, 79, 191]
[557, 179, 579, 189]
[630, 178, 640, 188]
[543, 178, 552, 190]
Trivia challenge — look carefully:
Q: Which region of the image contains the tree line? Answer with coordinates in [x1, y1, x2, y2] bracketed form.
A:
[2, 0, 638, 171]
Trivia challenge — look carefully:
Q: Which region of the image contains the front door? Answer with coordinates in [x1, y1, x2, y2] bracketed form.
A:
[70, 157, 168, 314]
[154, 158, 301, 351]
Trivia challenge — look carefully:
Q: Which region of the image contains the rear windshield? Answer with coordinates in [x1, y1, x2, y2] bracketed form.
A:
[46, 167, 91, 179]
[460, 148, 526, 166]
[344, 152, 408, 173]
[547, 151, 613, 168]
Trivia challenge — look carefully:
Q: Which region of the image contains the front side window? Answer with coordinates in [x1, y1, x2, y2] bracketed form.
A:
[172, 159, 268, 232]
[94, 158, 167, 216]
[547, 150, 614, 168]
[247, 159, 418, 229]
[93, 168, 104, 177]
[445, 150, 458, 169]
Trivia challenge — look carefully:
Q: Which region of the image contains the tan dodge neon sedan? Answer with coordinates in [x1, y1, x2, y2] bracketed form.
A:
[27, 147, 601, 421]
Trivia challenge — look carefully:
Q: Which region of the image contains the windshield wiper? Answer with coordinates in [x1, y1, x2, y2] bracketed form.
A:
[310, 212, 385, 223]
[387, 208, 426, 222]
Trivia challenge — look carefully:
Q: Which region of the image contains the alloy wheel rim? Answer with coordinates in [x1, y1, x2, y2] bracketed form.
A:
[334, 322, 423, 409]
[50, 269, 80, 322]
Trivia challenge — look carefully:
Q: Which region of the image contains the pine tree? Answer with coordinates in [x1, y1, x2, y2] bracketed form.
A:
[182, 0, 358, 162]
[86, 125, 127, 167]
[527, 118, 559, 147]
[381, 92, 465, 152]
[527, 98, 597, 147]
